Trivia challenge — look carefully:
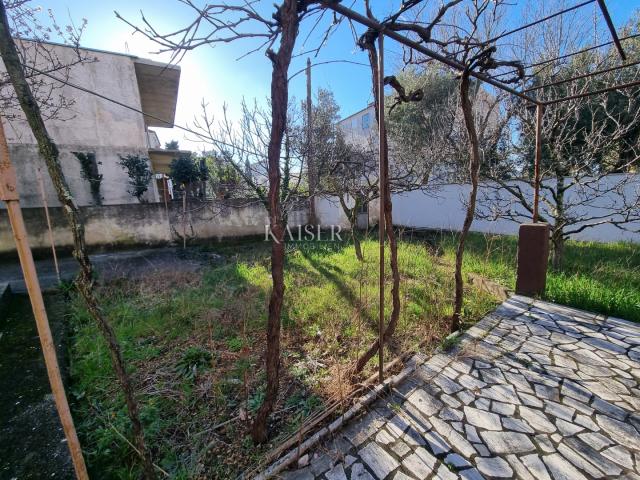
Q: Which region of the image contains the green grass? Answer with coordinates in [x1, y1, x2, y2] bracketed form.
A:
[67, 232, 639, 477]
[68, 237, 497, 478]
[434, 232, 640, 322]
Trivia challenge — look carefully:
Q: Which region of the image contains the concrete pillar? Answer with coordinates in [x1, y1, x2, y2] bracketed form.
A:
[516, 223, 550, 296]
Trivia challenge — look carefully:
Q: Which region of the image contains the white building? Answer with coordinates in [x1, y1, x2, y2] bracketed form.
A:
[0, 40, 182, 208]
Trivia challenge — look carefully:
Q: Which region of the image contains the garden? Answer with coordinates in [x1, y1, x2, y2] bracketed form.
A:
[65, 232, 640, 478]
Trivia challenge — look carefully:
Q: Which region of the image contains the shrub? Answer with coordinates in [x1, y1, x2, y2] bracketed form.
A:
[118, 154, 153, 202]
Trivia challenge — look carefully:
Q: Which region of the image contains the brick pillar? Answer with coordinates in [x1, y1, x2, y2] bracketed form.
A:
[516, 223, 550, 296]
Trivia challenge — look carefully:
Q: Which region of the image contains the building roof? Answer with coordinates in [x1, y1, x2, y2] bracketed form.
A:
[134, 58, 180, 128]
[148, 148, 191, 174]
[15, 37, 181, 128]
[339, 103, 374, 125]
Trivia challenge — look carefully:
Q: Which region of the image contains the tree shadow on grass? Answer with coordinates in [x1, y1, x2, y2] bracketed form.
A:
[299, 248, 379, 338]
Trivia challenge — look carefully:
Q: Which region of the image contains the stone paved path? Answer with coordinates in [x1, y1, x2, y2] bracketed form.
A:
[279, 296, 640, 480]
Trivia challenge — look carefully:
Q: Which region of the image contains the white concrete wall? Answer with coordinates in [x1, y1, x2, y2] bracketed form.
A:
[0, 42, 154, 207]
[321, 175, 640, 243]
[316, 196, 352, 229]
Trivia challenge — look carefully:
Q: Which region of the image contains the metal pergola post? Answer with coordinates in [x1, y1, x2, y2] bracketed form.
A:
[0, 119, 88, 480]
[533, 104, 544, 223]
[377, 33, 386, 384]
[596, 0, 626, 60]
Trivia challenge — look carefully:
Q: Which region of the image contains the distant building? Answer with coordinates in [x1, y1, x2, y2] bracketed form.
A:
[0, 40, 181, 207]
[338, 103, 376, 150]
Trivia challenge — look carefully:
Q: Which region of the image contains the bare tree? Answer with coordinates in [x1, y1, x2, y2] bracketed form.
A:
[0, 0, 92, 121]
[479, 8, 640, 269]
[318, 133, 377, 261]
[0, 2, 157, 478]
[118, 0, 330, 442]
[387, 0, 523, 331]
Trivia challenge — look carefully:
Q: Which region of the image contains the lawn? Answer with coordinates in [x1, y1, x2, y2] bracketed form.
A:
[67, 237, 497, 479]
[431, 231, 640, 322]
[67, 232, 640, 478]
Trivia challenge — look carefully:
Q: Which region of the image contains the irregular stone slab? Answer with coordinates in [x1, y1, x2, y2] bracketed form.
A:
[584, 337, 628, 354]
[358, 443, 399, 479]
[491, 401, 515, 416]
[407, 389, 443, 417]
[401, 452, 433, 479]
[544, 400, 575, 422]
[591, 397, 627, 420]
[521, 454, 552, 480]
[423, 431, 451, 456]
[350, 462, 375, 480]
[310, 454, 333, 476]
[556, 418, 583, 436]
[435, 463, 458, 480]
[575, 414, 600, 431]
[325, 464, 347, 480]
[597, 414, 640, 450]
[557, 444, 605, 478]
[376, 429, 395, 445]
[563, 437, 623, 477]
[479, 384, 521, 404]
[543, 453, 588, 480]
[386, 415, 410, 438]
[602, 445, 635, 470]
[506, 454, 536, 480]
[476, 457, 512, 478]
[519, 406, 556, 433]
[431, 417, 477, 458]
[434, 374, 463, 394]
[502, 417, 535, 434]
[535, 434, 555, 453]
[561, 380, 593, 403]
[459, 468, 485, 480]
[445, 453, 471, 469]
[344, 411, 386, 447]
[392, 473, 413, 480]
[480, 431, 536, 454]
[464, 406, 501, 431]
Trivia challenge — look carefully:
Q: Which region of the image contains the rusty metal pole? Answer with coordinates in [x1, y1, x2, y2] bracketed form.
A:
[182, 184, 187, 250]
[0, 120, 88, 480]
[377, 33, 386, 384]
[36, 166, 60, 282]
[306, 57, 317, 227]
[533, 104, 544, 223]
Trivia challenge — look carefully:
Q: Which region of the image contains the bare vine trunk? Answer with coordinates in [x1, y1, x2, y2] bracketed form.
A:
[452, 70, 481, 333]
[354, 33, 401, 374]
[251, 0, 299, 443]
[0, 4, 156, 478]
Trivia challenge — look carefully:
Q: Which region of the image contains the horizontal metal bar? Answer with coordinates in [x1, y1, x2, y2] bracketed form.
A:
[487, 0, 595, 45]
[524, 58, 640, 93]
[491, 33, 640, 81]
[321, 1, 540, 105]
[542, 78, 640, 105]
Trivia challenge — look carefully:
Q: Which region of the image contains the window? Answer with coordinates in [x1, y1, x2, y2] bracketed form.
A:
[361, 113, 371, 130]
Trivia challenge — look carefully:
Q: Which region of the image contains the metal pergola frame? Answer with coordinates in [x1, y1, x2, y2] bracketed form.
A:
[320, 0, 640, 380]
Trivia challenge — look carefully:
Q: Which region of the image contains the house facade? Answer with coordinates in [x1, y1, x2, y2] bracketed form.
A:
[0, 41, 181, 208]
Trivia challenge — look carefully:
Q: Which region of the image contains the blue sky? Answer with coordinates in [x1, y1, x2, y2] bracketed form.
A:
[35, 0, 640, 149]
